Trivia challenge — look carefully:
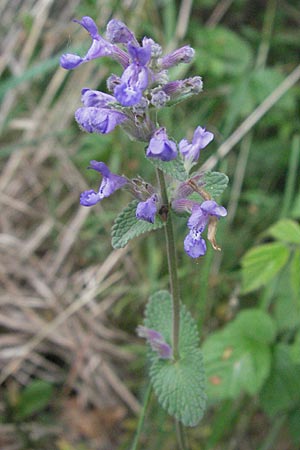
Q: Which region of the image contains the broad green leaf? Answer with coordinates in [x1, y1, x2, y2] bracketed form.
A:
[111, 201, 164, 249]
[260, 344, 300, 417]
[290, 331, 300, 365]
[202, 171, 229, 198]
[241, 242, 289, 293]
[290, 248, 300, 298]
[147, 154, 187, 181]
[202, 309, 275, 400]
[16, 380, 54, 420]
[267, 219, 300, 244]
[144, 291, 206, 426]
[231, 309, 276, 344]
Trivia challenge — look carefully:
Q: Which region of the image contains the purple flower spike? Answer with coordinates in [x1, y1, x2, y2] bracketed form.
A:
[136, 194, 159, 223]
[179, 126, 214, 162]
[75, 107, 127, 134]
[106, 19, 137, 44]
[146, 128, 177, 161]
[80, 161, 127, 207]
[137, 326, 173, 360]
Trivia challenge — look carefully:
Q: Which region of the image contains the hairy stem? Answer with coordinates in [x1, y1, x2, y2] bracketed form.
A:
[156, 168, 180, 360]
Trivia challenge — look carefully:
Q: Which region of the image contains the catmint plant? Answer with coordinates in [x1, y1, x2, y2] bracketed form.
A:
[61, 16, 228, 447]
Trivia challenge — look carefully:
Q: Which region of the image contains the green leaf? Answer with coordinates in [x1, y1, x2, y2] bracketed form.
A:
[202, 171, 229, 198]
[290, 248, 300, 298]
[111, 201, 164, 248]
[241, 242, 290, 293]
[289, 408, 300, 445]
[290, 331, 300, 365]
[232, 309, 276, 344]
[194, 26, 253, 78]
[147, 155, 188, 181]
[260, 344, 300, 417]
[202, 309, 276, 400]
[267, 219, 300, 244]
[16, 380, 54, 420]
[144, 291, 206, 427]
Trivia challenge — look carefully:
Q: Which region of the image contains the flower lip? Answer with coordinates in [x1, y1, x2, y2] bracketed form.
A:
[73, 16, 99, 39]
[146, 127, 177, 161]
[179, 126, 214, 163]
[79, 161, 127, 207]
[75, 107, 127, 134]
[136, 193, 159, 224]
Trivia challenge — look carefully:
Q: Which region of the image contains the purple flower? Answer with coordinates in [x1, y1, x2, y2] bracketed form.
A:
[106, 19, 137, 45]
[114, 43, 151, 106]
[184, 231, 207, 258]
[183, 200, 227, 258]
[136, 194, 159, 223]
[60, 17, 113, 70]
[80, 161, 127, 206]
[60, 16, 129, 70]
[146, 128, 177, 161]
[81, 88, 116, 107]
[75, 107, 127, 134]
[160, 45, 195, 69]
[137, 325, 173, 359]
[179, 126, 214, 162]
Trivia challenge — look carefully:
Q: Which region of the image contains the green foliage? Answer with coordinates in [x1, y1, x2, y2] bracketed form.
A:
[260, 344, 300, 417]
[111, 200, 164, 248]
[241, 242, 289, 293]
[194, 26, 253, 78]
[144, 291, 206, 426]
[202, 171, 229, 199]
[202, 309, 276, 400]
[147, 154, 188, 181]
[266, 219, 300, 244]
[15, 380, 54, 420]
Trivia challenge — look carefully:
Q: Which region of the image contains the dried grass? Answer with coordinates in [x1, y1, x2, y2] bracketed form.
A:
[0, 1, 140, 446]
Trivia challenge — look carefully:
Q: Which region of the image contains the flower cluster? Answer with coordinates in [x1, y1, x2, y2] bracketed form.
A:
[60, 16, 227, 258]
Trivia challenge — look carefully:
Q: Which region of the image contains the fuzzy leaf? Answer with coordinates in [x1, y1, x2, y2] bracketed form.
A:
[144, 291, 206, 426]
[147, 154, 188, 181]
[266, 219, 300, 244]
[241, 242, 289, 293]
[202, 171, 229, 198]
[111, 201, 164, 248]
[202, 309, 276, 400]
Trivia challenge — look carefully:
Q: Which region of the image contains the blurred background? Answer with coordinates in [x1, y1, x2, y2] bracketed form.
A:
[1, 0, 300, 449]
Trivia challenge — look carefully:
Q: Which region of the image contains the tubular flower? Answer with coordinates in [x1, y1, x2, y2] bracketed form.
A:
[114, 43, 151, 106]
[179, 126, 214, 163]
[181, 199, 227, 258]
[137, 326, 173, 359]
[80, 161, 127, 206]
[60, 16, 127, 70]
[146, 127, 177, 161]
[136, 194, 159, 224]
